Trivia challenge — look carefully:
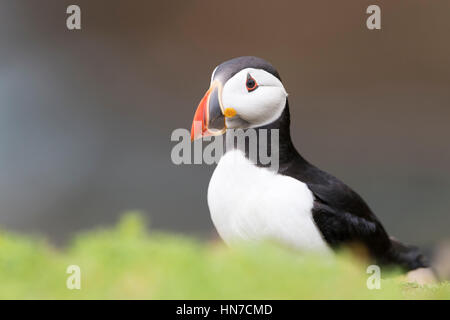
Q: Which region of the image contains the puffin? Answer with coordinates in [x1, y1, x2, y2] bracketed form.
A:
[190, 56, 427, 271]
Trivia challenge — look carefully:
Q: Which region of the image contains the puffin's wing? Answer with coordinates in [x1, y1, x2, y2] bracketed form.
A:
[305, 177, 392, 252]
[311, 197, 429, 270]
[281, 160, 392, 251]
[310, 197, 391, 254]
[284, 161, 427, 269]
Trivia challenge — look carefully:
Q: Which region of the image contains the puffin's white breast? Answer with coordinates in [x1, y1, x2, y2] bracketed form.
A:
[207, 150, 330, 253]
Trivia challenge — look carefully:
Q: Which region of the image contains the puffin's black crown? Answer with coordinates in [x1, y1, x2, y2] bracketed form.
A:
[213, 56, 281, 84]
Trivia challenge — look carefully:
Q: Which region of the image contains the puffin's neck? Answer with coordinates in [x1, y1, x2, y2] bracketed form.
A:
[224, 100, 308, 172]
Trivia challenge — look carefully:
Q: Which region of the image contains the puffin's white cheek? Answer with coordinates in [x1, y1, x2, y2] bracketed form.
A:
[241, 89, 286, 124]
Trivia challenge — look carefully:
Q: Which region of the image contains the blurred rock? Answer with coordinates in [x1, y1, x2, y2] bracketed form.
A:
[432, 240, 450, 281]
[406, 268, 438, 285]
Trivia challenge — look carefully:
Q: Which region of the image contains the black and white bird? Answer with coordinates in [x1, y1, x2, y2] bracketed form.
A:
[191, 56, 427, 271]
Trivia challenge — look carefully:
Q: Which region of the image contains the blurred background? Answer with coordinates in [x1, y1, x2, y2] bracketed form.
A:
[0, 0, 448, 247]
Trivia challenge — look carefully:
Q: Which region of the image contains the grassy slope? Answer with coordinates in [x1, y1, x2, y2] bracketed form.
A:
[0, 213, 448, 300]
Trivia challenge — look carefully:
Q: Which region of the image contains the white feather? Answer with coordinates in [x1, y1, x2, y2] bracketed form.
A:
[208, 150, 331, 253]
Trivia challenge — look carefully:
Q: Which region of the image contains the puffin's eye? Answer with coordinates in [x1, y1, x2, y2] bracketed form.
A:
[246, 74, 258, 92]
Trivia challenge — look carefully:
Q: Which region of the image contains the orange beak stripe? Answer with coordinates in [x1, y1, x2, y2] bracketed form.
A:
[191, 87, 213, 141]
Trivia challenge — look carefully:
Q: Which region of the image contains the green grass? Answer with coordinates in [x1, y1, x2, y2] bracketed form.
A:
[0, 212, 448, 299]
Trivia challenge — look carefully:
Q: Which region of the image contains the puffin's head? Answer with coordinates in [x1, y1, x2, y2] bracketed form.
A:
[191, 56, 288, 140]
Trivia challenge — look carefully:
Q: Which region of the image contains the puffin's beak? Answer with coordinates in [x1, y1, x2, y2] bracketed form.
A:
[191, 80, 226, 141]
